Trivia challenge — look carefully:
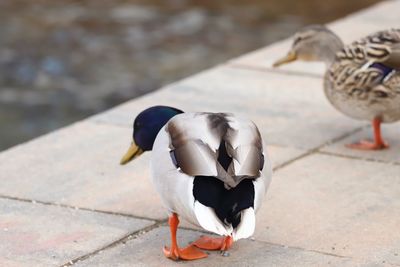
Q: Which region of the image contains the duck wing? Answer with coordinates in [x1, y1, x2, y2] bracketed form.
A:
[166, 112, 264, 188]
[336, 29, 400, 65]
[328, 29, 400, 95]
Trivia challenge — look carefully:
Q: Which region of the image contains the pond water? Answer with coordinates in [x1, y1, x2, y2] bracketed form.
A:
[0, 0, 381, 151]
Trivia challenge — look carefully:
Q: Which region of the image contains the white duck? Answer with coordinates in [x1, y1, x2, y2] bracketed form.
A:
[120, 106, 272, 261]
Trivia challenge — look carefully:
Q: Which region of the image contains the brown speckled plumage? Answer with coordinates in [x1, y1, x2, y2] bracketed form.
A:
[274, 25, 400, 149]
[325, 28, 400, 122]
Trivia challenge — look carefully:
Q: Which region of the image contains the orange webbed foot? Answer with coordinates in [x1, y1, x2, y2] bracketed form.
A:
[164, 213, 208, 261]
[192, 236, 233, 251]
[346, 139, 389, 150]
[163, 244, 207, 261]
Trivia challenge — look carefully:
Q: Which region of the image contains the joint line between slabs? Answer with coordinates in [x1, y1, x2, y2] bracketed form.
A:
[318, 150, 400, 166]
[0, 194, 164, 222]
[256, 239, 351, 259]
[316, 125, 368, 149]
[273, 126, 366, 172]
[59, 220, 166, 267]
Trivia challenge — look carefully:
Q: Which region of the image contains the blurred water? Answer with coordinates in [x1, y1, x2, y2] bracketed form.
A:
[0, 0, 381, 151]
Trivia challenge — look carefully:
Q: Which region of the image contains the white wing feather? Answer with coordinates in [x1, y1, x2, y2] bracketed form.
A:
[194, 201, 233, 236]
[233, 207, 256, 241]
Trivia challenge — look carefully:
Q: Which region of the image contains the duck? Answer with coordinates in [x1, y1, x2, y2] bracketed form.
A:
[120, 105, 271, 261]
[273, 25, 400, 150]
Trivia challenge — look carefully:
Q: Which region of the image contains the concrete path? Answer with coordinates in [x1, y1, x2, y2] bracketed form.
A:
[1, 1, 400, 266]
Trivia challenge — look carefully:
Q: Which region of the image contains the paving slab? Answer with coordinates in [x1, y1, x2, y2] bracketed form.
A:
[0, 121, 166, 220]
[0, 198, 153, 267]
[74, 226, 352, 267]
[321, 124, 400, 164]
[253, 153, 400, 265]
[350, 0, 400, 25]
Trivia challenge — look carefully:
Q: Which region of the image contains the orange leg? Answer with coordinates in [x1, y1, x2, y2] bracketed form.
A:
[346, 118, 389, 150]
[192, 235, 233, 251]
[163, 213, 207, 261]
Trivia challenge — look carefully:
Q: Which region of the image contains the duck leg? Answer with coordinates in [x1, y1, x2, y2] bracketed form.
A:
[192, 235, 233, 251]
[163, 213, 207, 261]
[346, 118, 389, 150]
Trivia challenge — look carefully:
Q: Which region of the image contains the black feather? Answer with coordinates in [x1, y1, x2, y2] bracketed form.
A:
[193, 176, 255, 228]
[217, 141, 232, 172]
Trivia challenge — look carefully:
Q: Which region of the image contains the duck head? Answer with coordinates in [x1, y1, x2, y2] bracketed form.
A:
[273, 24, 343, 67]
[120, 105, 183, 165]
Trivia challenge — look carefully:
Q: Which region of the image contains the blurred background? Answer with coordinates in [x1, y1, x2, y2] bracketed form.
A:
[0, 0, 381, 151]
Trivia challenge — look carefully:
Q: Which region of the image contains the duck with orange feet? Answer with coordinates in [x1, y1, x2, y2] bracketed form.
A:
[274, 25, 400, 150]
[120, 106, 272, 261]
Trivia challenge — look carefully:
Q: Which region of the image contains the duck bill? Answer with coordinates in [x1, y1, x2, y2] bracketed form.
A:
[120, 141, 144, 165]
[272, 51, 297, 67]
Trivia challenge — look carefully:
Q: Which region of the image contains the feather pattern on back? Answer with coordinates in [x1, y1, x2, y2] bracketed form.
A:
[325, 29, 400, 122]
[166, 113, 264, 188]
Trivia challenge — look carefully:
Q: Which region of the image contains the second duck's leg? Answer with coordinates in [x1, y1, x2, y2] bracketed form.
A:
[346, 118, 389, 150]
[371, 118, 389, 149]
[163, 213, 207, 261]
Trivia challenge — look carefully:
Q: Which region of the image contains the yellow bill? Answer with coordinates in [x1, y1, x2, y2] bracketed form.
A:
[120, 141, 144, 165]
[272, 51, 297, 67]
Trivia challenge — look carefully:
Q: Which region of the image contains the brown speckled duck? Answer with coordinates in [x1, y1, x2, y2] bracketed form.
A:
[274, 25, 400, 150]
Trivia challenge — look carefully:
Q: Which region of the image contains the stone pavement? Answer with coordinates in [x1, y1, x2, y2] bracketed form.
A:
[1, 1, 400, 266]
